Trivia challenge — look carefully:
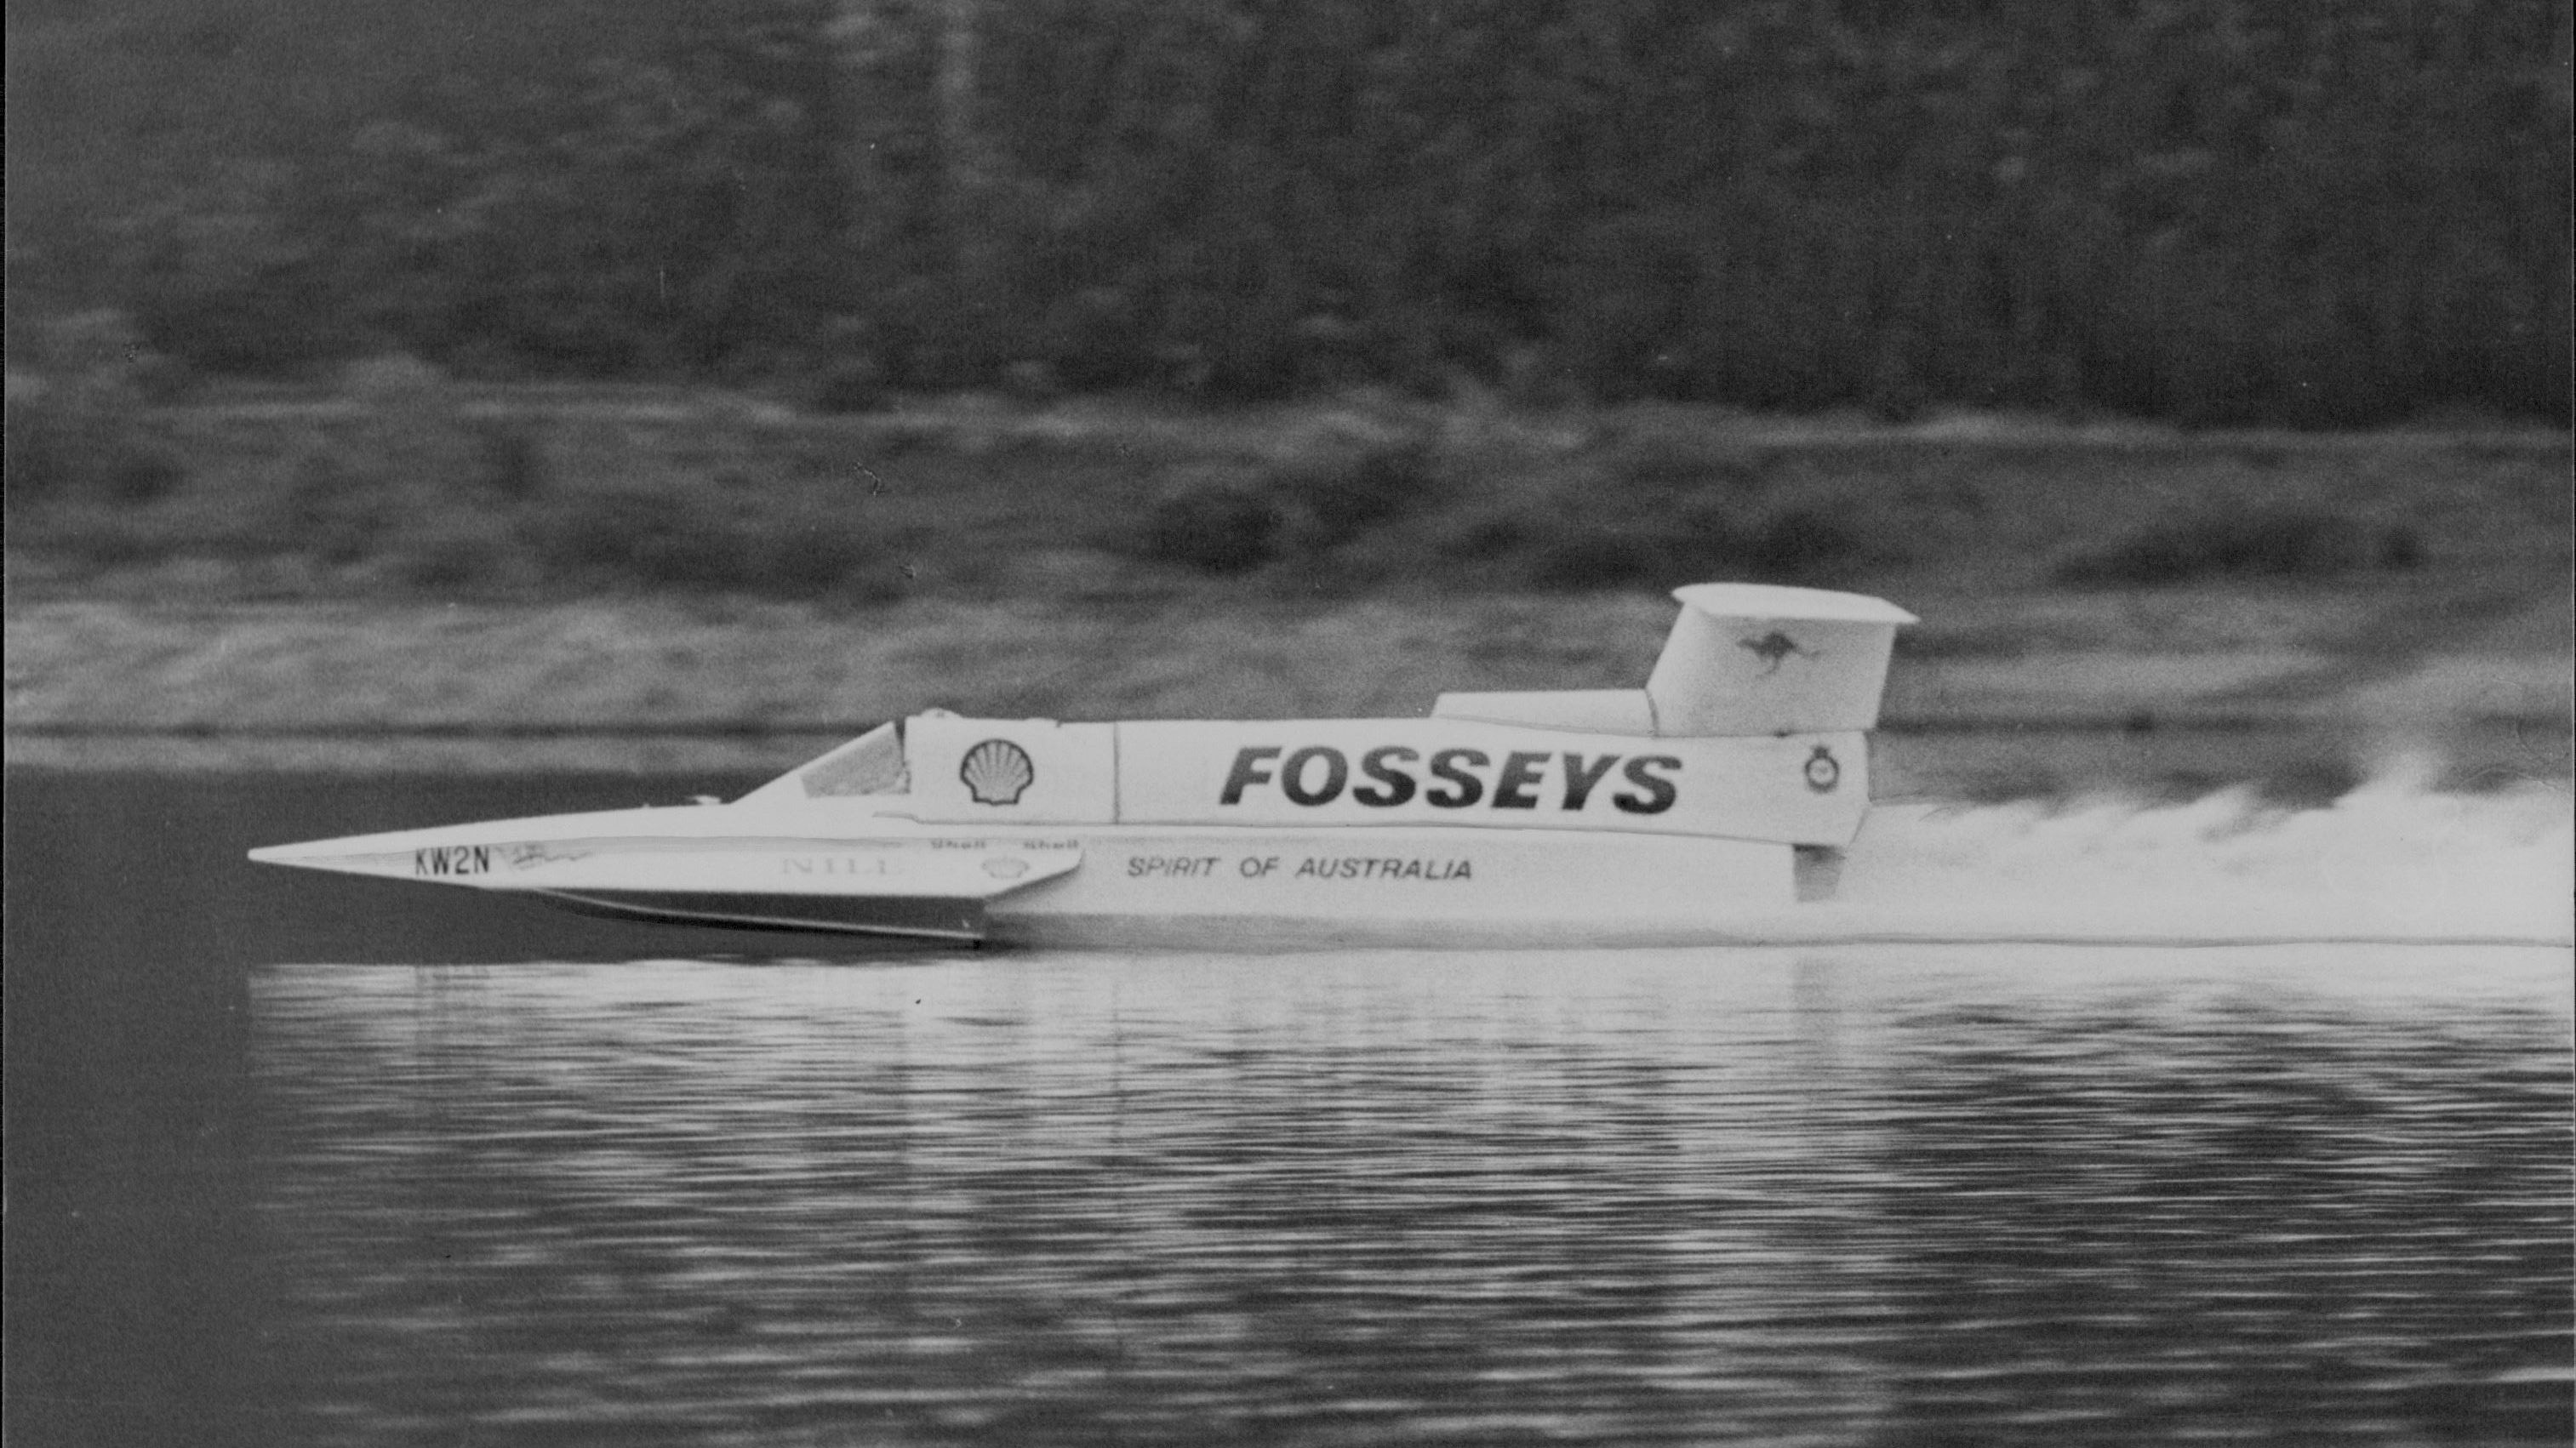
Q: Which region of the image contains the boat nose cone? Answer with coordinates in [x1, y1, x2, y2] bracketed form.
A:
[249, 838, 363, 875]
[246, 833, 430, 880]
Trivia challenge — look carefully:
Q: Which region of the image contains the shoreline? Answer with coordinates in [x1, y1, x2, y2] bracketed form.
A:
[10, 589, 2567, 791]
[14, 721, 2566, 807]
[12, 400, 2566, 784]
[11, 590, 2567, 730]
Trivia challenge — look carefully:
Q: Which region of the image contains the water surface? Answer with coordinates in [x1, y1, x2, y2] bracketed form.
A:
[7, 765, 2569, 1446]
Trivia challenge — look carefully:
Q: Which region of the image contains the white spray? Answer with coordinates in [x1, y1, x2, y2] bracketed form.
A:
[1802, 760, 2572, 947]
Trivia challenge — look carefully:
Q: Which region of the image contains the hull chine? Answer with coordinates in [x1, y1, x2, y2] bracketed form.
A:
[533, 889, 987, 943]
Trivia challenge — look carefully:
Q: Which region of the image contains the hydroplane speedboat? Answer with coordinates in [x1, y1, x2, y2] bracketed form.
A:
[250, 584, 1916, 947]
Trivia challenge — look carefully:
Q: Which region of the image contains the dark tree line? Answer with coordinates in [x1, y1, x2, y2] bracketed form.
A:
[12, 0, 2569, 422]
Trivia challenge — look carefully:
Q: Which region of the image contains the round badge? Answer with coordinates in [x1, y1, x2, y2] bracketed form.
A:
[1803, 745, 1840, 794]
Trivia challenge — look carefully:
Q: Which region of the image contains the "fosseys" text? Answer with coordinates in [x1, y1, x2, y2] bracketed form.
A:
[1218, 746, 1679, 815]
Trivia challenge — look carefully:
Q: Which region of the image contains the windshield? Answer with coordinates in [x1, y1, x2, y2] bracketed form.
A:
[794, 722, 909, 797]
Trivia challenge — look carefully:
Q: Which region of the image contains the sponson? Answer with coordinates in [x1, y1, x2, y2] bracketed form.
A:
[251, 584, 1917, 948]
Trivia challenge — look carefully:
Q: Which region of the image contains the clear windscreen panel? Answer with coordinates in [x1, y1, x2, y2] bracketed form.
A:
[795, 722, 910, 797]
[739, 723, 914, 802]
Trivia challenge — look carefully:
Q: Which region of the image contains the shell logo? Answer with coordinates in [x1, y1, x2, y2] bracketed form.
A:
[960, 738, 1037, 805]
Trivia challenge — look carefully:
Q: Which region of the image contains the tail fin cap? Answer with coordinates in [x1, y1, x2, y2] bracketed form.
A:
[1647, 584, 1916, 736]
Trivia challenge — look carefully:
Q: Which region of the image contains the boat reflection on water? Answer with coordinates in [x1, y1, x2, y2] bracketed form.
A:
[246, 945, 2573, 1447]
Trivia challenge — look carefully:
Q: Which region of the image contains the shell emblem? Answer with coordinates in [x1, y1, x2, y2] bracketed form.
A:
[1803, 744, 1842, 794]
[960, 738, 1036, 805]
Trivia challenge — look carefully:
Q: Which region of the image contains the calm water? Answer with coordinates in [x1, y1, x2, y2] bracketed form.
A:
[7, 766, 2570, 1447]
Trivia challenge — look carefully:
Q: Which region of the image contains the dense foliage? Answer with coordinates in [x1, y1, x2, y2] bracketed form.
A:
[9, 0, 2568, 421]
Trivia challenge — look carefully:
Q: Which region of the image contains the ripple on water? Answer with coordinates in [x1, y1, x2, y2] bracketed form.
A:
[245, 945, 2574, 1446]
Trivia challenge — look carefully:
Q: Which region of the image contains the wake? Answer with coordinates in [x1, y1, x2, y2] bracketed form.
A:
[1796, 761, 2573, 949]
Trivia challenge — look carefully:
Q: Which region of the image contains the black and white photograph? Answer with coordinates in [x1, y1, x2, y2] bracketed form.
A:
[7, 2, 2570, 1444]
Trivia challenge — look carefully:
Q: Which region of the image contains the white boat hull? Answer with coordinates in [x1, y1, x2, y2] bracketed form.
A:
[989, 826, 1794, 947]
[247, 584, 1912, 949]
[251, 810, 1804, 947]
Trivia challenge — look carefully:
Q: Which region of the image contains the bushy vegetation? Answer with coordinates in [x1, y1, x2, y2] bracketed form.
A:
[9, 0, 2567, 423]
[3, 312, 190, 507]
[1134, 430, 1441, 574]
[9, 373, 2562, 604]
[2055, 508, 2422, 585]
[6, 362, 916, 600]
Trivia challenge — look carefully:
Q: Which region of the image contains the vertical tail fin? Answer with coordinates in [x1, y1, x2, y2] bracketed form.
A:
[1645, 584, 1916, 736]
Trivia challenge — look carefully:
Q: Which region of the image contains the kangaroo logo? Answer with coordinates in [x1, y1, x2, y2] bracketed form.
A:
[1739, 630, 1817, 676]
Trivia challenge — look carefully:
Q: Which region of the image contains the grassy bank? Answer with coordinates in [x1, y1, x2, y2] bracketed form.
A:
[7, 391, 2567, 744]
